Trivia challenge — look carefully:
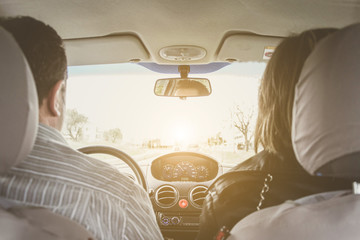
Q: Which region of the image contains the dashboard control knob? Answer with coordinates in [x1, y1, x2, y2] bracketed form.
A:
[171, 216, 181, 225]
[161, 216, 170, 226]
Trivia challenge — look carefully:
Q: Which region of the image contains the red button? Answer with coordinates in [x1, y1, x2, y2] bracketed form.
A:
[179, 199, 188, 208]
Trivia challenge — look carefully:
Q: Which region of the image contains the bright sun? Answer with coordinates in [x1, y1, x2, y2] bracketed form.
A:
[173, 123, 193, 144]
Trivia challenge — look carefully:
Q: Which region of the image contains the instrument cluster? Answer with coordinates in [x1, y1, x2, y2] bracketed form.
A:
[151, 152, 218, 182]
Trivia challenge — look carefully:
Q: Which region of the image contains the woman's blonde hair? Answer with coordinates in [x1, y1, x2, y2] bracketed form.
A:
[254, 28, 337, 155]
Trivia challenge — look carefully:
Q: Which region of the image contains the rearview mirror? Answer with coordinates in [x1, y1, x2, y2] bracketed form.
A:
[154, 78, 212, 99]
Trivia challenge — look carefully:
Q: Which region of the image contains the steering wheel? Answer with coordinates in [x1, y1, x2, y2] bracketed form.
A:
[78, 145, 147, 191]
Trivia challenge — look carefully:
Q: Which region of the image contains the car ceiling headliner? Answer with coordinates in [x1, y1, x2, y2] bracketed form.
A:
[1, 0, 360, 66]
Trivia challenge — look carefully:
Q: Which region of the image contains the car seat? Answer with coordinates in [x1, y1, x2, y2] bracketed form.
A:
[227, 23, 360, 240]
[0, 26, 94, 240]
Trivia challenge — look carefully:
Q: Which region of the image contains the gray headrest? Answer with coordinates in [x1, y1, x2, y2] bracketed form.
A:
[0, 27, 38, 173]
[292, 23, 360, 177]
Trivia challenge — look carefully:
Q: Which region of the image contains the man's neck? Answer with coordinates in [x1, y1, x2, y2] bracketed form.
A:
[39, 103, 62, 131]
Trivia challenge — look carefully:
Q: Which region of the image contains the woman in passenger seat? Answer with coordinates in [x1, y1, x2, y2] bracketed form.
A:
[197, 28, 353, 240]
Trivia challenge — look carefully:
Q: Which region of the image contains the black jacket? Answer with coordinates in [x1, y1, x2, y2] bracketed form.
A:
[196, 150, 352, 240]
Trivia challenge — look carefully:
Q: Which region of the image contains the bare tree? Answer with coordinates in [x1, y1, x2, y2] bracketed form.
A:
[232, 105, 255, 151]
[65, 109, 88, 141]
[104, 128, 123, 143]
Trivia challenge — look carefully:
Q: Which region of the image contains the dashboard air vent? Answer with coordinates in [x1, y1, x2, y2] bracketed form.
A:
[155, 185, 178, 208]
[189, 186, 208, 209]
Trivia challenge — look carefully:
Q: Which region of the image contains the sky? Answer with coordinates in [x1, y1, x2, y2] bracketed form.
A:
[66, 62, 266, 145]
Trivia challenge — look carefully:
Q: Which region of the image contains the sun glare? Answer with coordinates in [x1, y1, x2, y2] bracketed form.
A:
[173, 123, 193, 143]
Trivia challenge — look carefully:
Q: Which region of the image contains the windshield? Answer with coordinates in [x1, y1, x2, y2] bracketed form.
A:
[64, 62, 266, 167]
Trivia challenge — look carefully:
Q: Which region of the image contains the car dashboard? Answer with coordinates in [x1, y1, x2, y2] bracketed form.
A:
[145, 151, 227, 240]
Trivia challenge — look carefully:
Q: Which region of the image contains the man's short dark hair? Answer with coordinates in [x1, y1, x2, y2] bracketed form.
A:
[0, 16, 67, 104]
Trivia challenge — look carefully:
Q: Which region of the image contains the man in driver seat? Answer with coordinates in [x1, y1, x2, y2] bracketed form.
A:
[0, 16, 163, 240]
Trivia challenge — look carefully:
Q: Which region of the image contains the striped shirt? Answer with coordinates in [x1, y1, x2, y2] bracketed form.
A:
[0, 124, 163, 240]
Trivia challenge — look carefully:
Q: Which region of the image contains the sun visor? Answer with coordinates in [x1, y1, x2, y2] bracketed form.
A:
[217, 35, 282, 62]
[64, 35, 150, 66]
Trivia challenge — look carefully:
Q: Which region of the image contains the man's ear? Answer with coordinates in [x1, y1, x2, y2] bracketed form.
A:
[48, 80, 65, 117]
